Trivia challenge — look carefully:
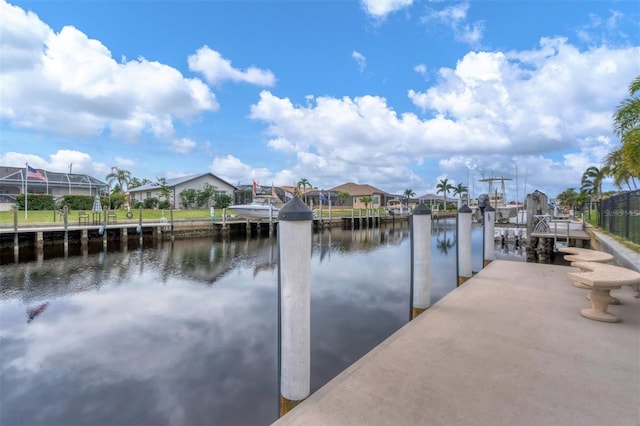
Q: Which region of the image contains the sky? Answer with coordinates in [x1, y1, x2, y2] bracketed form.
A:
[1, 0, 639, 201]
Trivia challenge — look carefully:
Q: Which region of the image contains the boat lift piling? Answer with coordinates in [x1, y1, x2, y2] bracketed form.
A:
[411, 202, 432, 319]
[278, 197, 313, 417]
[483, 205, 495, 267]
[457, 204, 473, 286]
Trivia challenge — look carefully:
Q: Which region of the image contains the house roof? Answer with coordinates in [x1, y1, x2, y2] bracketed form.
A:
[0, 166, 108, 187]
[129, 173, 236, 192]
[329, 182, 388, 197]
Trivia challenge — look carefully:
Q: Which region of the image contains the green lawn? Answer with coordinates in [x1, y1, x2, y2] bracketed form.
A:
[0, 209, 217, 225]
[1, 207, 392, 225]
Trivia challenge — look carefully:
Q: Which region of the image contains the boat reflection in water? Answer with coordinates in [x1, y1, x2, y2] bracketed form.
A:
[0, 220, 497, 425]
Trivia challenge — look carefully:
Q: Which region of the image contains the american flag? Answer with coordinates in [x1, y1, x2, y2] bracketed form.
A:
[27, 165, 47, 181]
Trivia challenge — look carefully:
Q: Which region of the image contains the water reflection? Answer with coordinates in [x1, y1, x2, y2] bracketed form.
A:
[0, 221, 504, 425]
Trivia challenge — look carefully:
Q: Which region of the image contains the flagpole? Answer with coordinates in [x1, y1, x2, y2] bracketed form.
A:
[24, 163, 28, 220]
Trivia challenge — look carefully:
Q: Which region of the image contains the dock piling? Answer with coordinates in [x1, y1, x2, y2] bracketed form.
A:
[278, 197, 313, 417]
[411, 202, 432, 319]
[457, 204, 472, 286]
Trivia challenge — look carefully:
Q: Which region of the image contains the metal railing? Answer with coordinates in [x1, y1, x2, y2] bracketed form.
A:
[599, 190, 640, 245]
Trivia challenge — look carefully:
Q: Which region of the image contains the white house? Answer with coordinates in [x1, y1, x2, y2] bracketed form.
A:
[128, 173, 236, 208]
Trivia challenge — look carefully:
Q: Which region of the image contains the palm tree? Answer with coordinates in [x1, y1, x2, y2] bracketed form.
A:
[359, 196, 372, 210]
[580, 166, 605, 210]
[106, 167, 132, 193]
[436, 178, 454, 210]
[603, 149, 637, 191]
[403, 188, 415, 206]
[452, 183, 468, 205]
[336, 191, 349, 206]
[297, 178, 311, 204]
[613, 75, 640, 182]
[557, 187, 581, 212]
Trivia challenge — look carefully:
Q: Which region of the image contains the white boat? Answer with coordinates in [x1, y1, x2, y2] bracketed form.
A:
[228, 195, 283, 220]
[478, 177, 519, 223]
[386, 199, 410, 215]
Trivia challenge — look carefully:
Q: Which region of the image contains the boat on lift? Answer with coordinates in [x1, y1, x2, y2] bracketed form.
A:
[478, 177, 519, 224]
[228, 195, 283, 220]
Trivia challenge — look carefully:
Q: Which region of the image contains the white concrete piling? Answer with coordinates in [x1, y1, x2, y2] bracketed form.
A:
[457, 204, 472, 286]
[483, 205, 495, 267]
[278, 196, 313, 417]
[411, 202, 432, 319]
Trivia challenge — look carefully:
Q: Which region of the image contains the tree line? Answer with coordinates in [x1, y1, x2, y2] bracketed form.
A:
[557, 76, 639, 210]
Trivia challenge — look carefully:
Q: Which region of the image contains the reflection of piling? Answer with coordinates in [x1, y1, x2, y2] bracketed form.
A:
[13, 205, 18, 258]
[63, 206, 69, 256]
[411, 202, 432, 319]
[457, 204, 472, 286]
[483, 205, 495, 267]
[278, 197, 312, 417]
[170, 208, 175, 241]
[102, 210, 107, 248]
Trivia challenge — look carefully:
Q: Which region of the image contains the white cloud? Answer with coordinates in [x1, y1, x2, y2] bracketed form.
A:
[188, 46, 276, 87]
[170, 138, 197, 154]
[361, 0, 413, 19]
[248, 39, 637, 196]
[421, 2, 485, 46]
[210, 155, 272, 186]
[115, 157, 136, 167]
[0, 149, 109, 177]
[352, 51, 367, 73]
[414, 63, 428, 78]
[0, 1, 218, 140]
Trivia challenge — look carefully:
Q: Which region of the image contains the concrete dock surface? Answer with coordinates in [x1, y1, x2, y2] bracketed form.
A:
[274, 260, 639, 426]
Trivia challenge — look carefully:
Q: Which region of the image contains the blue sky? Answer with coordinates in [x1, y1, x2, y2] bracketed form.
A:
[1, 0, 638, 200]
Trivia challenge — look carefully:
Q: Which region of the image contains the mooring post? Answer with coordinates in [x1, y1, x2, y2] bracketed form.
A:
[102, 209, 107, 249]
[483, 205, 495, 267]
[278, 196, 312, 417]
[63, 206, 69, 255]
[457, 204, 472, 286]
[411, 202, 432, 319]
[12, 205, 18, 257]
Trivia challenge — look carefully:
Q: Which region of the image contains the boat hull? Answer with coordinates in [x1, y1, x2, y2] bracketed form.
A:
[228, 205, 279, 220]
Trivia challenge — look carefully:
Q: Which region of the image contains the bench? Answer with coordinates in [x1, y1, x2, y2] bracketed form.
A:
[78, 211, 89, 225]
[557, 247, 614, 289]
[567, 262, 640, 323]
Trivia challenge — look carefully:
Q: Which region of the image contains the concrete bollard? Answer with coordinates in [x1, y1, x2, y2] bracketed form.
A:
[457, 204, 472, 286]
[483, 205, 495, 267]
[278, 196, 313, 417]
[411, 202, 432, 319]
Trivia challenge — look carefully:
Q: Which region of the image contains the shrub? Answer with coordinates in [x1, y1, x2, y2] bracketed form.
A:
[15, 194, 54, 211]
[143, 197, 158, 209]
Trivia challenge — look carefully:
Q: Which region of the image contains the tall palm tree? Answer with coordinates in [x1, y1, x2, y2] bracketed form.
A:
[297, 178, 311, 204]
[403, 188, 415, 206]
[436, 178, 454, 210]
[106, 167, 132, 193]
[452, 183, 468, 205]
[603, 149, 637, 191]
[613, 75, 640, 182]
[580, 166, 604, 200]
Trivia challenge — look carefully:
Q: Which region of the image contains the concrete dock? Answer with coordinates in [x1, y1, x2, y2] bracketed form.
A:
[274, 260, 639, 425]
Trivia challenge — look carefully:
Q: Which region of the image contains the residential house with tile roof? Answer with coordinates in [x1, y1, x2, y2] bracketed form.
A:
[328, 182, 394, 209]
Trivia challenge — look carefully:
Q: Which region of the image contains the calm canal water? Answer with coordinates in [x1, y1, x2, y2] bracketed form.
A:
[0, 220, 523, 425]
